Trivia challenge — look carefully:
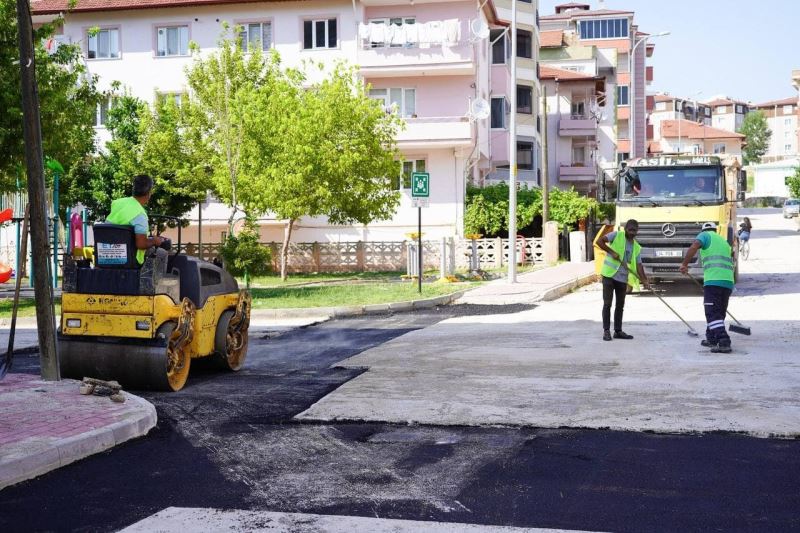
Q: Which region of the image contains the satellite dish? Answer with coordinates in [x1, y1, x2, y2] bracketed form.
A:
[470, 19, 490, 41]
[470, 98, 491, 120]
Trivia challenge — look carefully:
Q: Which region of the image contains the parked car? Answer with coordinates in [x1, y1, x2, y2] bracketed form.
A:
[783, 198, 800, 218]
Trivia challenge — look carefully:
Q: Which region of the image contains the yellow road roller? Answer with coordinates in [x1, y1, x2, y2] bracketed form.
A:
[59, 221, 250, 391]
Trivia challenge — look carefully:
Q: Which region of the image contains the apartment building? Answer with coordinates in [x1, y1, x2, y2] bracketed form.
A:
[795, 70, 800, 154]
[31, 0, 539, 243]
[649, 93, 711, 129]
[750, 97, 798, 163]
[539, 65, 605, 195]
[483, 0, 542, 186]
[705, 96, 750, 133]
[538, 2, 656, 194]
[654, 119, 744, 162]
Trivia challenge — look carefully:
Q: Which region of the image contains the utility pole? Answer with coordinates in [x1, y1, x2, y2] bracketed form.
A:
[542, 85, 549, 224]
[507, 0, 517, 283]
[16, 0, 60, 380]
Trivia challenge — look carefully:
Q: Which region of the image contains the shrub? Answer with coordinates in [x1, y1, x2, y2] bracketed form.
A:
[219, 219, 271, 280]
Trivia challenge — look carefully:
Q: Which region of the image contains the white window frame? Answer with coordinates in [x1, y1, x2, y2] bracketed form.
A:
[579, 18, 629, 40]
[712, 143, 726, 154]
[616, 85, 629, 106]
[785, 118, 793, 126]
[655, 101, 667, 111]
[396, 158, 426, 191]
[304, 18, 338, 50]
[237, 21, 272, 52]
[784, 105, 794, 115]
[490, 29, 508, 65]
[369, 87, 416, 118]
[93, 96, 114, 128]
[155, 24, 189, 57]
[87, 27, 120, 60]
[785, 144, 793, 153]
[716, 105, 727, 113]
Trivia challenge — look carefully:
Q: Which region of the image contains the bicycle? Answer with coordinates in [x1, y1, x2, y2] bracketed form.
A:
[738, 237, 750, 261]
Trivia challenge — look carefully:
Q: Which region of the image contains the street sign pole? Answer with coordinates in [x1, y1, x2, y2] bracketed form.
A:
[417, 207, 422, 293]
[411, 172, 430, 294]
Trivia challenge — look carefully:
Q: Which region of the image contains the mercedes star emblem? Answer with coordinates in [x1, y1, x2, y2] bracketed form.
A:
[661, 223, 677, 237]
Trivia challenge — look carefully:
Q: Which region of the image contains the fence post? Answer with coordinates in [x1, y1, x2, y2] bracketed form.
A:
[312, 241, 321, 272]
[356, 241, 365, 272]
[495, 237, 503, 268]
[543, 221, 559, 266]
[448, 237, 455, 274]
[439, 237, 447, 279]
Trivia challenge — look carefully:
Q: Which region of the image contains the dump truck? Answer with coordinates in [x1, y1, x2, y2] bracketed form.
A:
[594, 154, 747, 282]
[59, 220, 251, 391]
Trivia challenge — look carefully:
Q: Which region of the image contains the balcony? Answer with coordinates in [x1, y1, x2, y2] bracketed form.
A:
[559, 116, 597, 136]
[357, 21, 475, 77]
[559, 163, 597, 182]
[485, 167, 539, 184]
[396, 116, 472, 150]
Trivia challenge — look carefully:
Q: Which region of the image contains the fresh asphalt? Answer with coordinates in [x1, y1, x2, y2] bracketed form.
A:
[2, 303, 799, 533]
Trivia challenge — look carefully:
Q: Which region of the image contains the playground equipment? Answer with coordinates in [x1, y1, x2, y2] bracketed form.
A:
[0, 208, 12, 283]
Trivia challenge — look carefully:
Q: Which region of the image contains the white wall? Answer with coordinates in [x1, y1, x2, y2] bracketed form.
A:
[751, 158, 799, 197]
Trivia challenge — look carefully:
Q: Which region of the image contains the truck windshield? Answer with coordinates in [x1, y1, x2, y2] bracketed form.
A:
[618, 166, 723, 203]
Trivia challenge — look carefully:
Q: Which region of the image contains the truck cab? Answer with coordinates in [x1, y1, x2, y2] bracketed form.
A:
[610, 155, 746, 282]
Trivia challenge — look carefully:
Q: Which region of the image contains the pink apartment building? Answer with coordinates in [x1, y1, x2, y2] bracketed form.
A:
[31, 0, 541, 244]
[538, 2, 656, 195]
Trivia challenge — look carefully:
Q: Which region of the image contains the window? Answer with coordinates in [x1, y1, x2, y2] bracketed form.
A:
[536, 115, 541, 133]
[368, 18, 415, 48]
[704, 107, 711, 117]
[490, 29, 507, 64]
[656, 102, 667, 111]
[87, 28, 119, 59]
[716, 105, 727, 113]
[156, 92, 183, 108]
[735, 104, 746, 114]
[784, 105, 794, 115]
[785, 118, 792, 126]
[563, 65, 585, 73]
[616, 152, 630, 163]
[490, 96, 506, 128]
[395, 159, 425, 190]
[517, 85, 532, 114]
[617, 52, 628, 72]
[786, 144, 793, 153]
[517, 29, 532, 59]
[571, 101, 586, 118]
[616, 85, 629, 106]
[156, 25, 189, 57]
[239, 22, 272, 52]
[713, 143, 726, 154]
[572, 145, 586, 165]
[518, 142, 534, 170]
[303, 18, 337, 49]
[93, 97, 113, 127]
[368, 88, 416, 117]
[579, 18, 628, 40]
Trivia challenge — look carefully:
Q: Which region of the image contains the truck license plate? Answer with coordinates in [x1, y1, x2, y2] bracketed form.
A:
[655, 250, 683, 258]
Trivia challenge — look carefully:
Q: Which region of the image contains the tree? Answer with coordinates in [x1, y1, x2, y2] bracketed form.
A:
[63, 94, 210, 222]
[465, 183, 541, 236]
[242, 61, 402, 279]
[0, 2, 100, 192]
[740, 111, 771, 165]
[787, 166, 800, 199]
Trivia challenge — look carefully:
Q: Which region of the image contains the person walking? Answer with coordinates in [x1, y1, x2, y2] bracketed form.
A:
[597, 219, 650, 341]
[679, 222, 735, 353]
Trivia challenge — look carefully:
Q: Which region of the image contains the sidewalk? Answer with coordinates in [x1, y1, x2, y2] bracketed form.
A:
[457, 261, 596, 305]
[0, 373, 156, 490]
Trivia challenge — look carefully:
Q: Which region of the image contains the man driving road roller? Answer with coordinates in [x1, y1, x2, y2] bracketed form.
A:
[106, 174, 166, 264]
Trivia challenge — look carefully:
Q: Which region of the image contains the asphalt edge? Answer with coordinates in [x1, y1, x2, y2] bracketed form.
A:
[537, 272, 598, 302]
[0, 383, 157, 491]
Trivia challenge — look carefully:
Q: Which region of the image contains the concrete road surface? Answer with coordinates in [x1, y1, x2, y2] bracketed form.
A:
[300, 212, 800, 437]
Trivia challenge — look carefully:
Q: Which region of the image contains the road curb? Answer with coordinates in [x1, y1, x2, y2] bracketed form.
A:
[0, 378, 157, 490]
[538, 272, 598, 302]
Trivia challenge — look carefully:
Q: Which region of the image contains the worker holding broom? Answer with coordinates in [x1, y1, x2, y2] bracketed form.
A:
[679, 222, 735, 353]
[597, 219, 650, 341]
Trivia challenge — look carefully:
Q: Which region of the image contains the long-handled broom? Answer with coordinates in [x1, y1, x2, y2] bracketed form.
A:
[684, 273, 752, 336]
[626, 270, 700, 337]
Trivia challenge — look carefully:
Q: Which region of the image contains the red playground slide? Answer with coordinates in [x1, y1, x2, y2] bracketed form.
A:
[0, 208, 12, 283]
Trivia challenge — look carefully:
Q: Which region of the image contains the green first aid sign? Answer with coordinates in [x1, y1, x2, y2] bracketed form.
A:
[411, 172, 429, 197]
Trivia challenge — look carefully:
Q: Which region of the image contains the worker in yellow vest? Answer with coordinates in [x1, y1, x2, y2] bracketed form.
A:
[679, 222, 735, 353]
[596, 219, 650, 341]
[106, 174, 165, 265]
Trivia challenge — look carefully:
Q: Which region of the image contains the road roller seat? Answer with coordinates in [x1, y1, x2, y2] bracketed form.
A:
[93, 224, 140, 269]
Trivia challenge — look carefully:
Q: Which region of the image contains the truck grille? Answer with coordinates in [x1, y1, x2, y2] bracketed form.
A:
[635, 222, 703, 248]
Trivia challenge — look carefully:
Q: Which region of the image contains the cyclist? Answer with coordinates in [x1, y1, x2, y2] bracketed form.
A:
[737, 216, 752, 259]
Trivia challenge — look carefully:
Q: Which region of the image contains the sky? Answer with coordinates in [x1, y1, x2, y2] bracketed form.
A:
[537, 0, 799, 104]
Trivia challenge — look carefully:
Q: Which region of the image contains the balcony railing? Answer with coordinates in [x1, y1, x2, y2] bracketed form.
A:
[396, 116, 472, 148]
[559, 117, 597, 136]
[559, 163, 597, 181]
[357, 20, 474, 76]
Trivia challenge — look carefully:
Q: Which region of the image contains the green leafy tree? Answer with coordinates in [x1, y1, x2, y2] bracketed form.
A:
[464, 183, 541, 236]
[548, 187, 597, 230]
[245, 63, 402, 279]
[787, 166, 800, 198]
[740, 111, 772, 165]
[63, 94, 210, 222]
[0, 3, 100, 192]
